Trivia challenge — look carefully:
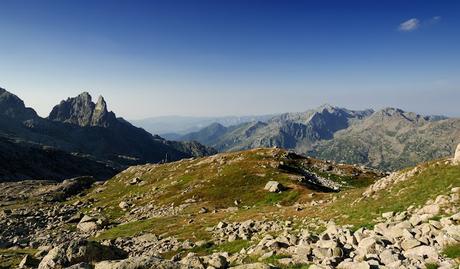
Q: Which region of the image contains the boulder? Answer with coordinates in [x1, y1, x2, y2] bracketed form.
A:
[119, 201, 130, 210]
[19, 255, 39, 268]
[454, 143, 460, 165]
[180, 253, 205, 269]
[379, 249, 399, 265]
[76, 215, 99, 233]
[207, 254, 228, 269]
[47, 177, 96, 201]
[401, 239, 421, 250]
[94, 256, 179, 269]
[337, 261, 370, 269]
[264, 181, 284, 193]
[405, 246, 438, 260]
[38, 240, 127, 269]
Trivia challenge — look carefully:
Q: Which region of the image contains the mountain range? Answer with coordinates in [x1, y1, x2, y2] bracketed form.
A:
[177, 104, 460, 171]
[131, 114, 276, 138]
[0, 88, 215, 181]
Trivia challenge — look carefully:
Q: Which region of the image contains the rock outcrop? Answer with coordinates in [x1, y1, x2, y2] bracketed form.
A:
[0, 87, 38, 120]
[38, 240, 127, 269]
[454, 143, 460, 165]
[48, 92, 117, 127]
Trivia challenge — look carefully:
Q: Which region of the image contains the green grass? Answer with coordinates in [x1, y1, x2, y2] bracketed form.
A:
[192, 239, 252, 255]
[264, 254, 311, 269]
[425, 263, 439, 269]
[282, 265, 310, 269]
[214, 240, 252, 254]
[442, 243, 460, 259]
[319, 161, 460, 227]
[95, 218, 158, 240]
[0, 249, 38, 269]
[257, 190, 300, 206]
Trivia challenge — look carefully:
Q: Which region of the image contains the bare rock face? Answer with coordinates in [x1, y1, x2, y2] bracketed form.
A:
[0, 87, 38, 120]
[48, 92, 117, 127]
[38, 239, 127, 269]
[454, 143, 460, 165]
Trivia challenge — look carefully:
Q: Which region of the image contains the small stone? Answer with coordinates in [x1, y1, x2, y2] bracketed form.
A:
[382, 211, 394, 219]
[119, 201, 129, 210]
[199, 207, 208, 214]
[401, 238, 421, 250]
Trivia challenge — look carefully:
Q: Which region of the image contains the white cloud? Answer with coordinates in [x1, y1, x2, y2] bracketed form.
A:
[429, 16, 441, 24]
[398, 18, 420, 31]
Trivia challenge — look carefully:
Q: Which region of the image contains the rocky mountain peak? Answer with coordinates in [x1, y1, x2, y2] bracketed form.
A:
[48, 92, 117, 127]
[317, 103, 335, 112]
[0, 87, 38, 120]
[373, 107, 426, 123]
[95, 96, 107, 112]
[78, 91, 92, 100]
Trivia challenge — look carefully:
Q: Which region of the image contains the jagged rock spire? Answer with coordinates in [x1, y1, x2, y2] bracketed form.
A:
[48, 92, 117, 127]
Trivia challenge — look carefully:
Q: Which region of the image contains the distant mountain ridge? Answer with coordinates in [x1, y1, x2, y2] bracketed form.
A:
[180, 105, 374, 151]
[178, 105, 460, 170]
[131, 114, 277, 136]
[0, 87, 215, 181]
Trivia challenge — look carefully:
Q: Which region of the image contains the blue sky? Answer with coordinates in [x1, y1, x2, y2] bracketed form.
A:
[1, 0, 459, 118]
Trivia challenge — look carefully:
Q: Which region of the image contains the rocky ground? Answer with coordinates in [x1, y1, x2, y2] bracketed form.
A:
[1, 147, 460, 268]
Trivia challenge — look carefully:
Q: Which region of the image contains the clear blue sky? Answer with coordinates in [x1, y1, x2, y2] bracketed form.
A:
[1, 0, 459, 118]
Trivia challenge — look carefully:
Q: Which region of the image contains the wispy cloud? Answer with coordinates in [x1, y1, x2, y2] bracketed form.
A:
[399, 18, 420, 31]
[429, 16, 442, 24]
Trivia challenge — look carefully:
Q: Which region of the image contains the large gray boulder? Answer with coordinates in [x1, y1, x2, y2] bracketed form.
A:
[94, 256, 180, 269]
[76, 215, 99, 233]
[454, 143, 460, 165]
[38, 240, 127, 269]
[264, 181, 284, 193]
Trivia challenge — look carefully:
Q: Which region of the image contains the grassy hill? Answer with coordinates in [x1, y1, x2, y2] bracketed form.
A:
[2, 148, 460, 268]
[69, 148, 456, 243]
[78, 148, 381, 240]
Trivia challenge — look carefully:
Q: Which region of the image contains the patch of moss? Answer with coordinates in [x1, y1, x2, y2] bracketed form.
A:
[0, 249, 38, 269]
[443, 243, 460, 259]
[425, 263, 439, 269]
[321, 161, 460, 227]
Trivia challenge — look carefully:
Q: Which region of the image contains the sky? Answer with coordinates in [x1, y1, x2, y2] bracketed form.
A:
[0, 0, 459, 119]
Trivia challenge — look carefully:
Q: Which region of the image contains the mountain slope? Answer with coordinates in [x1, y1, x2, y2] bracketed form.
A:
[2, 148, 460, 268]
[0, 88, 215, 181]
[180, 105, 373, 152]
[181, 105, 459, 170]
[311, 108, 460, 170]
[0, 88, 38, 120]
[0, 136, 117, 181]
